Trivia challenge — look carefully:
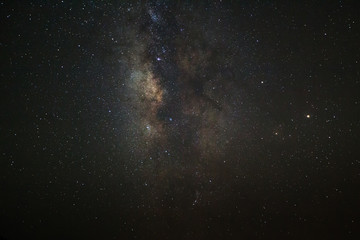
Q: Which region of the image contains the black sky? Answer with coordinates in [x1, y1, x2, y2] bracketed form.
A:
[1, 1, 360, 239]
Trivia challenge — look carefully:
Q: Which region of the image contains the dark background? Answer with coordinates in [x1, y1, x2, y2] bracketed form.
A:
[1, 1, 360, 239]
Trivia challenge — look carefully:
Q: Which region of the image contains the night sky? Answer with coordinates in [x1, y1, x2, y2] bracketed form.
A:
[1, 1, 360, 239]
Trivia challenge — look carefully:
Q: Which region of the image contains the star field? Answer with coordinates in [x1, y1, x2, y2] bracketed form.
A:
[1, 1, 360, 239]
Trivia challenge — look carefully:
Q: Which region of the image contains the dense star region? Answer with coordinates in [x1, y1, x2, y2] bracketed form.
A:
[1, 1, 360, 240]
[122, 3, 242, 176]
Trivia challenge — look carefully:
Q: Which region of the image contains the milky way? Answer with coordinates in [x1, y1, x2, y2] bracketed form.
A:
[118, 2, 250, 205]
